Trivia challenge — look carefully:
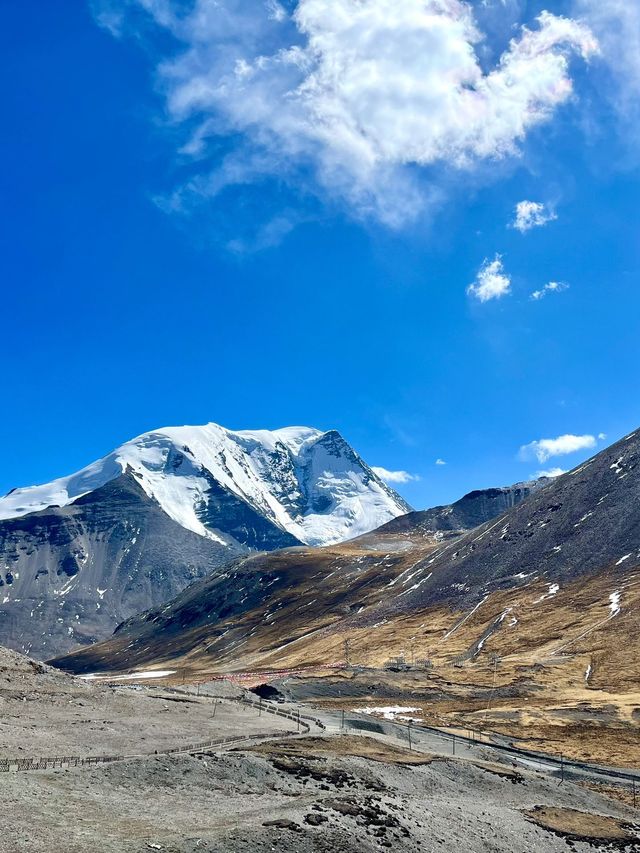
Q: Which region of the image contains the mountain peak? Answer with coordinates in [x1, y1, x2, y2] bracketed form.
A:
[0, 420, 411, 657]
[0, 421, 410, 546]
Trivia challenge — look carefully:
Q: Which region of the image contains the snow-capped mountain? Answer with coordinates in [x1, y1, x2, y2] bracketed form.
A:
[1, 423, 410, 546]
[0, 423, 410, 658]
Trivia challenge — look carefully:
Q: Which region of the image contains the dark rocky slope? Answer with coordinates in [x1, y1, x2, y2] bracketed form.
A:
[376, 479, 547, 537]
[377, 428, 640, 617]
[0, 472, 296, 658]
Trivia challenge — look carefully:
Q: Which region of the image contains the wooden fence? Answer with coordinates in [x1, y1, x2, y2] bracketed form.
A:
[0, 695, 322, 773]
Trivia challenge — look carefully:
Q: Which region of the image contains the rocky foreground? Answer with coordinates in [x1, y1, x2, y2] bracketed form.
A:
[4, 733, 640, 852]
[3, 647, 640, 851]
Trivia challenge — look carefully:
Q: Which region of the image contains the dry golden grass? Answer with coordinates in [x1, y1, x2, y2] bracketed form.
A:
[523, 806, 638, 842]
[578, 781, 640, 811]
[248, 734, 434, 765]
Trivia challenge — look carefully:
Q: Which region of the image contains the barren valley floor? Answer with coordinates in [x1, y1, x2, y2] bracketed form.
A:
[3, 649, 640, 852]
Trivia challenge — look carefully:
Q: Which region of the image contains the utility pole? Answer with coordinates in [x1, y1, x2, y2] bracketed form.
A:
[452, 734, 456, 756]
[341, 709, 345, 730]
[408, 719, 412, 751]
[560, 753, 564, 784]
[212, 699, 217, 719]
[633, 779, 636, 810]
[344, 639, 351, 668]
[259, 697, 262, 716]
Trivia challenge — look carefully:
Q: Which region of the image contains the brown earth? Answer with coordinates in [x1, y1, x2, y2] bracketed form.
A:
[523, 805, 639, 845]
[579, 781, 640, 811]
[248, 735, 435, 765]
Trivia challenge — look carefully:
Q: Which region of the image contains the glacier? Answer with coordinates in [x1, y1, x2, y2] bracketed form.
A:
[0, 422, 411, 547]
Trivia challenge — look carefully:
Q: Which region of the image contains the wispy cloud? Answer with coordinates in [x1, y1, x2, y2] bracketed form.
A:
[531, 281, 569, 300]
[372, 466, 420, 484]
[574, 0, 640, 139]
[467, 255, 511, 302]
[511, 200, 557, 233]
[519, 433, 600, 463]
[226, 212, 304, 254]
[534, 467, 567, 478]
[435, 458, 447, 466]
[93, 1, 597, 228]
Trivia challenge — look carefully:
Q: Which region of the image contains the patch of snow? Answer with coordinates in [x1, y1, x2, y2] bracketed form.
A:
[616, 554, 632, 566]
[585, 663, 592, 683]
[610, 456, 624, 474]
[471, 518, 504, 543]
[609, 591, 621, 617]
[54, 577, 79, 598]
[398, 574, 432, 597]
[387, 560, 423, 588]
[569, 462, 593, 477]
[79, 669, 176, 681]
[534, 583, 559, 604]
[443, 596, 488, 640]
[356, 706, 421, 720]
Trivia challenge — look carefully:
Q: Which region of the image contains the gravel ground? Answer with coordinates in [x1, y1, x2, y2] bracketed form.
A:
[3, 736, 640, 853]
[0, 648, 294, 757]
[3, 648, 640, 852]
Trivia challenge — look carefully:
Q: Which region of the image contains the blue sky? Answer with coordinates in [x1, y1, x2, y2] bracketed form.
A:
[2, 0, 639, 510]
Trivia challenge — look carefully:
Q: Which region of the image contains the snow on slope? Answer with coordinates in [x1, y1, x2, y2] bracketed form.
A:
[0, 423, 411, 546]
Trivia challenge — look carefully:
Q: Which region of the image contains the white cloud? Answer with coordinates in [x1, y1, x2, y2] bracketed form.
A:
[531, 280, 569, 300]
[534, 467, 567, 478]
[519, 433, 599, 463]
[94, 1, 597, 226]
[467, 255, 511, 302]
[435, 458, 447, 466]
[227, 212, 303, 254]
[512, 200, 557, 233]
[91, 6, 125, 36]
[372, 466, 420, 484]
[574, 1, 640, 132]
[266, 0, 287, 22]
